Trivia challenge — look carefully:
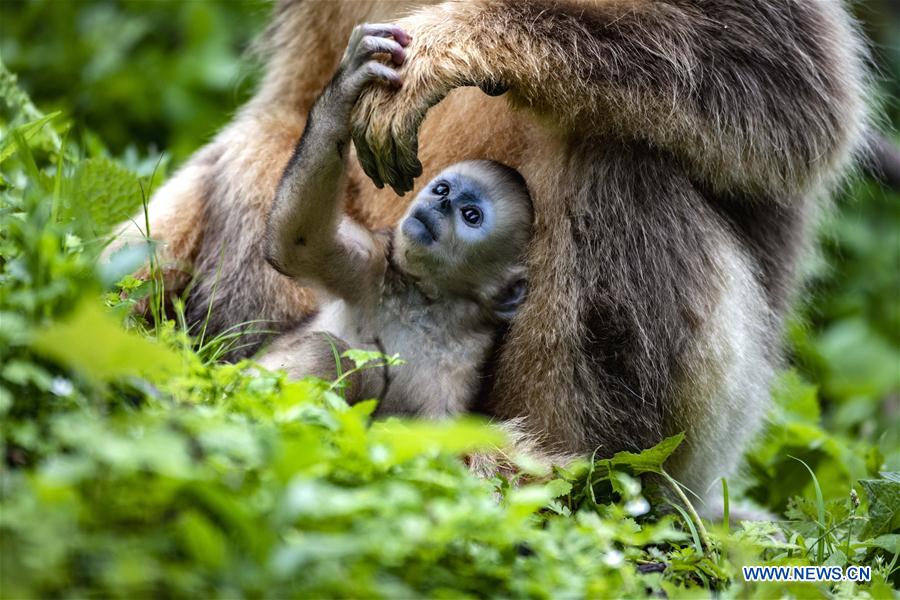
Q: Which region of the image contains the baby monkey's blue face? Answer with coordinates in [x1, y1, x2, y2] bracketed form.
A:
[396, 160, 533, 292]
[401, 170, 497, 248]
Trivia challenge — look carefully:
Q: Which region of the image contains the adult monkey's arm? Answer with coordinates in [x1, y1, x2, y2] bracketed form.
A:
[352, 0, 868, 197]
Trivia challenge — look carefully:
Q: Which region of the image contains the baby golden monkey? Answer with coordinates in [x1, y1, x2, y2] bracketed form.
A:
[259, 24, 533, 416]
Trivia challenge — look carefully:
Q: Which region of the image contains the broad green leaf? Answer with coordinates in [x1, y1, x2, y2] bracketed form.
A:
[860, 477, 900, 538]
[865, 534, 899, 554]
[880, 472, 900, 484]
[30, 301, 182, 383]
[598, 432, 686, 477]
[544, 478, 573, 499]
[370, 417, 505, 465]
[71, 156, 146, 231]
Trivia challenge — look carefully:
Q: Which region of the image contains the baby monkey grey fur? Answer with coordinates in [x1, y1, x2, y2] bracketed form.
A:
[260, 24, 534, 416]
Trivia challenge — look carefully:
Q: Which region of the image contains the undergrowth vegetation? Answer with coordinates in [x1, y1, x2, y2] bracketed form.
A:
[1, 2, 898, 597]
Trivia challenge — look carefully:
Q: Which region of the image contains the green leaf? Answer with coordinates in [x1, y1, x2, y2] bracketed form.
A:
[860, 477, 900, 538]
[590, 433, 686, 481]
[369, 417, 506, 466]
[71, 156, 146, 231]
[545, 478, 573, 499]
[865, 534, 899, 554]
[30, 301, 182, 383]
[609, 432, 685, 474]
[880, 472, 900, 484]
[341, 348, 385, 369]
[0, 111, 61, 164]
[340, 348, 404, 369]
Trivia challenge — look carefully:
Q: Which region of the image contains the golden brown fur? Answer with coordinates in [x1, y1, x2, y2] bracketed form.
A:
[107, 0, 869, 509]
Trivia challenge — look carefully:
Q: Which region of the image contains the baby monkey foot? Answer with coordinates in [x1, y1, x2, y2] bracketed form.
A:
[336, 23, 411, 104]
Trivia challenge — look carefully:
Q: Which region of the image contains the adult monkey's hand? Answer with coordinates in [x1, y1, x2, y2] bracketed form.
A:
[350, 5, 509, 196]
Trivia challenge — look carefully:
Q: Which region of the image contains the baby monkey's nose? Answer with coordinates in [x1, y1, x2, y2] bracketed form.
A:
[436, 197, 452, 213]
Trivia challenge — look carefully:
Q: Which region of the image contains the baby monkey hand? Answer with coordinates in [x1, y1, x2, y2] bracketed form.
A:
[330, 23, 410, 115]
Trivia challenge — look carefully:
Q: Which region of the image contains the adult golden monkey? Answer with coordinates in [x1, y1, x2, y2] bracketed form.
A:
[109, 1, 869, 510]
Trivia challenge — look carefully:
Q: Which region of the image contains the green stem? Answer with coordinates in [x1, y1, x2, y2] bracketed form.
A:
[662, 469, 712, 553]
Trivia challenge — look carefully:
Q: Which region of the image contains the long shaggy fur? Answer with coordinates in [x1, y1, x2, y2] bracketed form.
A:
[108, 0, 870, 509]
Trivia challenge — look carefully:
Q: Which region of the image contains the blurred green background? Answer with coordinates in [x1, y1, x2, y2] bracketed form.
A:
[1, 0, 269, 162]
[1, 0, 898, 476]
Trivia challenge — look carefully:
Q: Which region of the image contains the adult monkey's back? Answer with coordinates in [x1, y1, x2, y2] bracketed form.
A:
[111, 1, 869, 506]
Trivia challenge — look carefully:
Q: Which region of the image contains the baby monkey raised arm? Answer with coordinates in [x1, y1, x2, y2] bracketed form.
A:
[262, 24, 534, 416]
[264, 23, 410, 302]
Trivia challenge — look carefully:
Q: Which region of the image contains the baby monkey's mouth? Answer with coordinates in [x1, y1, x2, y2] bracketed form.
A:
[402, 208, 441, 246]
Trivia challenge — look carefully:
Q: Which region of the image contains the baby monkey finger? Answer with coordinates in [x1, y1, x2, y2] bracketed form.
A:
[345, 24, 410, 66]
[359, 36, 407, 66]
[363, 62, 402, 88]
[343, 61, 401, 100]
[359, 23, 412, 47]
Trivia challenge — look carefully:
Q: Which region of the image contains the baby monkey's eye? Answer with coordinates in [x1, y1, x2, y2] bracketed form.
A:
[461, 206, 483, 226]
[432, 182, 450, 196]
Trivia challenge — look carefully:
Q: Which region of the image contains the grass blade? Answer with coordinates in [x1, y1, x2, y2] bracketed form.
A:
[791, 455, 826, 564]
[721, 477, 730, 535]
[668, 501, 703, 554]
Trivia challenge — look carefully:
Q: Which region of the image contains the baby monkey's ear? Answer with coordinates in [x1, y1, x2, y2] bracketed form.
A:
[491, 271, 528, 322]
